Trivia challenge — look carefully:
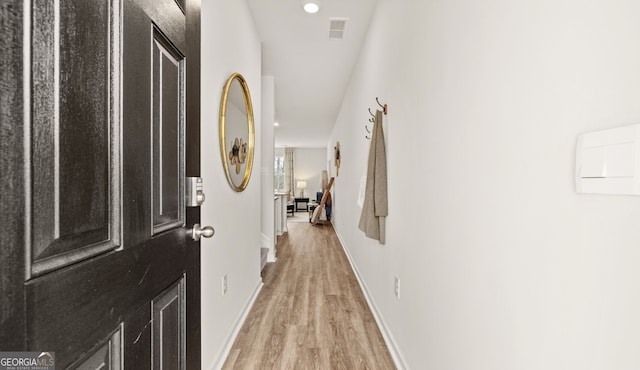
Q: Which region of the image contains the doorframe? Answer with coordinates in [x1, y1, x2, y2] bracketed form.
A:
[185, 0, 202, 368]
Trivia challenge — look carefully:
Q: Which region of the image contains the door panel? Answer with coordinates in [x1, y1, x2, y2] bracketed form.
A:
[121, 0, 186, 248]
[0, 0, 201, 367]
[30, 0, 120, 276]
[71, 325, 124, 369]
[152, 29, 185, 235]
[152, 277, 185, 370]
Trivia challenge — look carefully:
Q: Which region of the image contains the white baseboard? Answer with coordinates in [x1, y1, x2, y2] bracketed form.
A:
[210, 278, 264, 370]
[333, 229, 409, 370]
[261, 233, 276, 262]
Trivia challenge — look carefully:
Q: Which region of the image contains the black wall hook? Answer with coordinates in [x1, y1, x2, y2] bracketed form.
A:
[376, 97, 388, 115]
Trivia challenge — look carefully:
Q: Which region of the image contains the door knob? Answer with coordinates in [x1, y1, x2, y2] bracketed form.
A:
[192, 223, 215, 241]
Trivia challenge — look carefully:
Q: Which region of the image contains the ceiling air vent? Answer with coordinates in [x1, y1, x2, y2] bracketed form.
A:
[329, 18, 348, 39]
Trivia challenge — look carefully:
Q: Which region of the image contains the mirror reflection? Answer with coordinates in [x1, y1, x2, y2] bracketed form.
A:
[219, 73, 254, 192]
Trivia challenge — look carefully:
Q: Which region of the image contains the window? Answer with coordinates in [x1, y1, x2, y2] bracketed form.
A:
[274, 156, 285, 190]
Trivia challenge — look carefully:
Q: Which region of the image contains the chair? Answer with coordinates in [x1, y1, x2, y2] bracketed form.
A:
[311, 178, 334, 224]
[319, 192, 331, 220]
[286, 203, 294, 216]
[308, 192, 328, 222]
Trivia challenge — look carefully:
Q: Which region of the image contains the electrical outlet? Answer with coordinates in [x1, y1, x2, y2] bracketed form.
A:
[394, 276, 400, 299]
[222, 274, 228, 296]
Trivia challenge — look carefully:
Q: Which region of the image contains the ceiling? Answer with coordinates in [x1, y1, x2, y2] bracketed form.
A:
[246, 0, 378, 148]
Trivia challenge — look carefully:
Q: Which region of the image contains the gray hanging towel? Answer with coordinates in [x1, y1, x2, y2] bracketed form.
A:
[358, 109, 388, 244]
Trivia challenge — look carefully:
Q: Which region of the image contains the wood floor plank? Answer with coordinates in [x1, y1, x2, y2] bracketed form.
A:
[221, 222, 396, 370]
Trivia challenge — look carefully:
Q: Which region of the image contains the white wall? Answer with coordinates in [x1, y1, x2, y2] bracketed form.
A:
[331, 0, 640, 369]
[294, 148, 326, 199]
[261, 76, 275, 260]
[201, 1, 262, 368]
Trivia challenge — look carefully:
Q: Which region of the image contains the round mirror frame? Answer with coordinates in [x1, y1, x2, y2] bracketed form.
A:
[219, 72, 255, 192]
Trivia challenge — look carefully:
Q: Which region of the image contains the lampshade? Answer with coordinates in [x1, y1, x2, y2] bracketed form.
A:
[297, 181, 307, 189]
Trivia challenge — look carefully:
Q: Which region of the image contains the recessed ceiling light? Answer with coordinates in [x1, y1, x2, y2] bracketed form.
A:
[274, 122, 280, 127]
[303, 2, 319, 13]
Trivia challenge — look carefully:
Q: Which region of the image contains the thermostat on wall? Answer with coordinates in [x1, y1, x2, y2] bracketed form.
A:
[576, 124, 640, 195]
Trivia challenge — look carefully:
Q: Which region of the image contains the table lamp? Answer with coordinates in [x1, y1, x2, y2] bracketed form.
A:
[297, 181, 307, 198]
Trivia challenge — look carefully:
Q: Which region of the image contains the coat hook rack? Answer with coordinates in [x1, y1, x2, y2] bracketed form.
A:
[365, 97, 388, 140]
[376, 97, 388, 115]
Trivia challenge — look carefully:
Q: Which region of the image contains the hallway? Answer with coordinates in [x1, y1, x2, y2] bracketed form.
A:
[222, 221, 396, 369]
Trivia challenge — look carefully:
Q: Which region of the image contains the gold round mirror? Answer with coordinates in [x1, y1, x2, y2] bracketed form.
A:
[219, 73, 255, 192]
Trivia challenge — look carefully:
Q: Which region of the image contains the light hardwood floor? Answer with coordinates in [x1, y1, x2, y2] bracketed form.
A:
[222, 221, 396, 369]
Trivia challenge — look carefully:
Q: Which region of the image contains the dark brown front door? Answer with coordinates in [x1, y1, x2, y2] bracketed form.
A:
[0, 0, 201, 368]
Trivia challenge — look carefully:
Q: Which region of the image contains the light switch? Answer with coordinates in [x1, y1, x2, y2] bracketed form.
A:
[576, 124, 640, 195]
